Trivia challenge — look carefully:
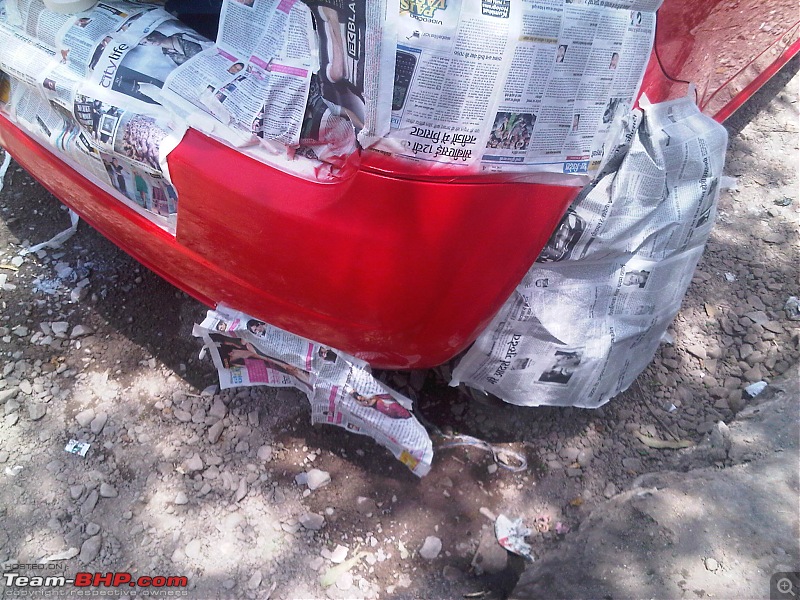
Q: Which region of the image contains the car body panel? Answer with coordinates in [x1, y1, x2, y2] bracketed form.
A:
[1, 0, 797, 368]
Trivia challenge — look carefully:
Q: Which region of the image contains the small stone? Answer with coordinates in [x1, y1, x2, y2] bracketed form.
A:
[330, 545, 349, 564]
[603, 482, 618, 498]
[257, 445, 273, 461]
[19, 380, 33, 395]
[0, 388, 19, 404]
[207, 420, 224, 444]
[90, 412, 108, 434]
[487, 463, 498, 474]
[174, 492, 189, 505]
[234, 478, 248, 502]
[4, 399, 20, 415]
[51, 322, 69, 337]
[70, 484, 85, 500]
[299, 513, 325, 530]
[173, 409, 192, 422]
[70, 325, 92, 338]
[75, 409, 95, 428]
[85, 523, 101, 536]
[577, 449, 592, 467]
[99, 483, 117, 498]
[5, 413, 19, 426]
[80, 490, 99, 516]
[222, 580, 235, 590]
[705, 557, 719, 571]
[761, 232, 785, 244]
[79, 535, 102, 564]
[247, 571, 262, 590]
[183, 453, 204, 473]
[561, 447, 580, 462]
[306, 469, 331, 491]
[685, 344, 707, 360]
[419, 536, 442, 560]
[208, 398, 227, 420]
[28, 403, 47, 421]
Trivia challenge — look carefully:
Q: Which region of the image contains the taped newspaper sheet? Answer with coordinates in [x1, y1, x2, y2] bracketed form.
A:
[193, 307, 433, 476]
[451, 95, 729, 408]
[367, 0, 663, 179]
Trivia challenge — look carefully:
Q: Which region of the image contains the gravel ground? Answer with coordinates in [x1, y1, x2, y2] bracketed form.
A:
[0, 59, 797, 599]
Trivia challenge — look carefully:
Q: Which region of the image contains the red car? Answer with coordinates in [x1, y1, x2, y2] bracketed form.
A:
[0, 0, 798, 369]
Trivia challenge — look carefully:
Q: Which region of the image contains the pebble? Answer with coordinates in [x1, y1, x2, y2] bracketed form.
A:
[207, 420, 224, 444]
[234, 479, 248, 502]
[183, 454, 204, 473]
[603, 482, 618, 498]
[257, 445, 273, 461]
[75, 408, 95, 428]
[174, 492, 189, 505]
[299, 513, 325, 530]
[471, 529, 507, 574]
[705, 557, 719, 571]
[28, 403, 47, 421]
[81, 490, 99, 516]
[419, 536, 442, 560]
[86, 523, 101, 536]
[99, 483, 117, 498]
[90, 413, 108, 434]
[247, 571, 262, 590]
[78, 535, 102, 564]
[51, 322, 69, 337]
[208, 398, 227, 420]
[0, 388, 19, 404]
[70, 325, 91, 338]
[173, 409, 192, 422]
[330, 545, 349, 564]
[306, 469, 331, 491]
[5, 399, 20, 415]
[19, 380, 32, 395]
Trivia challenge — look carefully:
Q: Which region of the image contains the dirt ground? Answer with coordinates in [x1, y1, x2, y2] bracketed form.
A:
[0, 59, 797, 600]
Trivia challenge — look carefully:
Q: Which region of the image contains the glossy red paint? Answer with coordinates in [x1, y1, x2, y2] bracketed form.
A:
[0, 118, 578, 368]
[1, 1, 797, 368]
[650, 0, 800, 119]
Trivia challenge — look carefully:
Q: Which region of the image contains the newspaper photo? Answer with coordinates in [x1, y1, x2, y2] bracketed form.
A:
[451, 94, 729, 407]
[367, 0, 662, 179]
[194, 307, 433, 476]
[0, 2, 189, 231]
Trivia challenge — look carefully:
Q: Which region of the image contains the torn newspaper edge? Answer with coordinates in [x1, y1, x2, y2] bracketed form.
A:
[193, 307, 433, 476]
[451, 93, 729, 408]
[21, 209, 79, 255]
[495, 514, 534, 561]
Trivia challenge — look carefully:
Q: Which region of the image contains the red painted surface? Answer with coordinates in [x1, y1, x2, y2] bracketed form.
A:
[1, 0, 797, 368]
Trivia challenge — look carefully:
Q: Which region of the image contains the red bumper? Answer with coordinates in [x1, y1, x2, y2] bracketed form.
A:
[0, 116, 578, 368]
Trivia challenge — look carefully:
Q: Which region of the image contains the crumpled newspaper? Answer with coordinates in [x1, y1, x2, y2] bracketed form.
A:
[495, 514, 534, 561]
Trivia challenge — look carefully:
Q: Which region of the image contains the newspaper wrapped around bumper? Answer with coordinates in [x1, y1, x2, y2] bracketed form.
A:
[193, 307, 433, 476]
[451, 95, 729, 408]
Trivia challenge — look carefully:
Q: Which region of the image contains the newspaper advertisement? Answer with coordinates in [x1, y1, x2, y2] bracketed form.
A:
[368, 0, 662, 178]
[193, 307, 433, 477]
[0, 3, 189, 231]
[451, 95, 729, 407]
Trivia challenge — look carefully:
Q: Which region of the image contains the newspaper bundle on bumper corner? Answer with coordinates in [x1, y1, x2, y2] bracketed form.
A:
[451, 93, 729, 408]
[193, 307, 433, 476]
